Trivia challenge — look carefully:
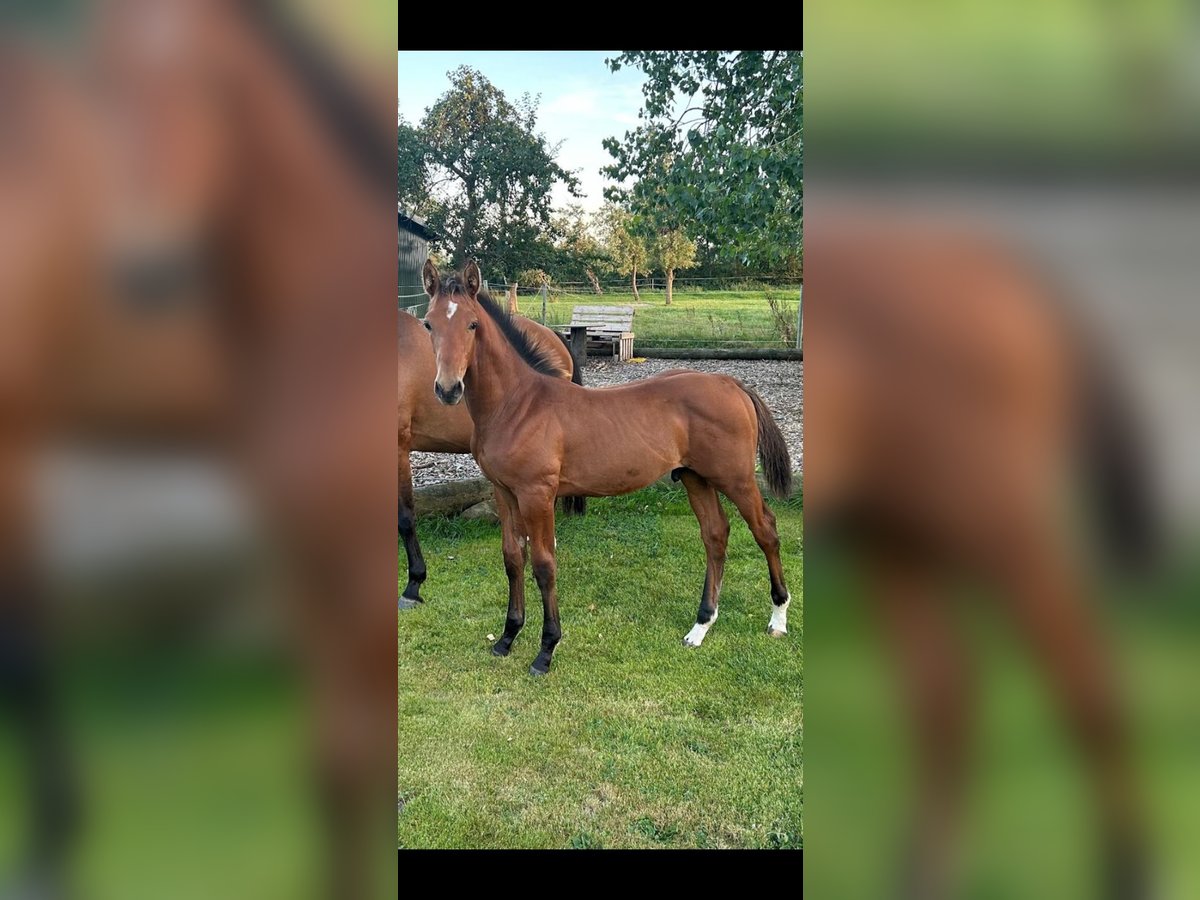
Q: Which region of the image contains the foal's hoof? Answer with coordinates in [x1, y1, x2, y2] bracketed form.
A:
[491, 640, 513, 657]
[767, 628, 787, 638]
[398, 594, 423, 611]
[528, 656, 552, 676]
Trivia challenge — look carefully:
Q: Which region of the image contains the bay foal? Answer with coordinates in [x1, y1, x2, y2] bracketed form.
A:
[398, 309, 582, 607]
[421, 259, 793, 675]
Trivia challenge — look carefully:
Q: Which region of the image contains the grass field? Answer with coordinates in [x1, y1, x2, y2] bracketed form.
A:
[397, 481, 803, 849]
[505, 287, 802, 348]
[0, 651, 319, 899]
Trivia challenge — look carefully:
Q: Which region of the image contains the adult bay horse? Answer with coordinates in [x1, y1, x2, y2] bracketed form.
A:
[421, 259, 794, 676]
[398, 309, 583, 609]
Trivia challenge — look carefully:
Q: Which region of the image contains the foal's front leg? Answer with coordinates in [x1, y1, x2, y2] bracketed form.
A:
[520, 491, 561, 676]
[491, 485, 528, 657]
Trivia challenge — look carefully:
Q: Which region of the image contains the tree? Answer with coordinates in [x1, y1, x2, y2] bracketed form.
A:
[397, 116, 429, 213]
[550, 204, 609, 293]
[602, 51, 802, 271]
[597, 204, 650, 301]
[653, 228, 697, 305]
[400, 67, 580, 275]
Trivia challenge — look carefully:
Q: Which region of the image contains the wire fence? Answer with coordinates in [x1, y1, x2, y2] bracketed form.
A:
[399, 286, 428, 319]
[399, 276, 803, 352]
[476, 275, 801, 295]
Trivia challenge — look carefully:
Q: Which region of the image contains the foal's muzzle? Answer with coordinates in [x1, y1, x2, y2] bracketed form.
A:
[434, 380, 464, 405]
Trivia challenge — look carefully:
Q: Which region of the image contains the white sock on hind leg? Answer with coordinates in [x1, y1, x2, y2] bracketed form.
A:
[683, 608, 718, 647]
[768, 595, 790, 635]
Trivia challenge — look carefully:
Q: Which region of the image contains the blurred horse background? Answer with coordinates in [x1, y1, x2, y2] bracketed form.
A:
[805, 1, 1200, 896]
[806, 203, 1160, 899]
[1, 2, 397, 897]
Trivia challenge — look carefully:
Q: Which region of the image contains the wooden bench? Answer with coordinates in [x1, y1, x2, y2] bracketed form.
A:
[561, 305, 635, 362]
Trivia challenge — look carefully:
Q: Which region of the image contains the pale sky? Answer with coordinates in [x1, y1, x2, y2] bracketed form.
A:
[397, 51, 649, 212]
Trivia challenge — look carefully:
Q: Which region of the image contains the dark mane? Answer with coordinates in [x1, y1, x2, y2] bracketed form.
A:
[439, 274, 563, 377]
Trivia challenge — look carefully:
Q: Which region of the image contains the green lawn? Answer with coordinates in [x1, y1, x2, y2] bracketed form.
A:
[397, 481, 803, 849]
[0, 651, 320, 899]
[512, 287, 801, 348]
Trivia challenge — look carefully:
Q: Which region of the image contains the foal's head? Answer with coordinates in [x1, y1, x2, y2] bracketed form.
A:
[422, 258, 482, 405]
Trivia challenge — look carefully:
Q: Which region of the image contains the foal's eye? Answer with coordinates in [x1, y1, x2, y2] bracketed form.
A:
[422, 320, 431, 331]
[468, 321, 479, 331]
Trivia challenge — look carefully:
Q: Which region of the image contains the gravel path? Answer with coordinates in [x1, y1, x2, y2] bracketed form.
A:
[410, 358, 803, 487]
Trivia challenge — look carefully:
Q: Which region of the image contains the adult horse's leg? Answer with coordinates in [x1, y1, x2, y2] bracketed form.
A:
[559, 494, 587, 518]
[491, 484, 528, 658]
[678, 470, 730, 647]
[720, 475, 791, 636]
[0, 593, 80, 895]
[518, 488, 561, 676]
[868, 553, 974, 900]
[397, 429, 426, 609]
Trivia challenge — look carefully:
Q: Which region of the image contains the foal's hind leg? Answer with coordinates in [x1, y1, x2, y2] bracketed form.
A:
[989, 525, 1149, 898]
[868, 553, 974, 900]
[720, 476, 791, 636]
[397, 436, 426, 608]
[491, 484, 529, 658]
[679, 471, 730, 647]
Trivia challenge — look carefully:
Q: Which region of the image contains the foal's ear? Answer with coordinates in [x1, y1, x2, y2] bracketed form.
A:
[463, 260, 482, 298]
[422, 258, 440, 298]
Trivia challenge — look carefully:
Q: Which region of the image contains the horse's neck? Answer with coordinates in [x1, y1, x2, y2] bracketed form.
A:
[463, 310, 537, 426]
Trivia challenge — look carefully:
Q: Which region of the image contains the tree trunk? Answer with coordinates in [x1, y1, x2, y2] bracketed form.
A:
[665, 268, 674, 305]
[456, 179, 477, 266]
[586, 268, 603, 294]
[631, 266, 640, 301]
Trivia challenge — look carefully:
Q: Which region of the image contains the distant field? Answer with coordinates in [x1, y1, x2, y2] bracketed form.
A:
[398, 482, 803, 849]
[506, 287, 802, 348]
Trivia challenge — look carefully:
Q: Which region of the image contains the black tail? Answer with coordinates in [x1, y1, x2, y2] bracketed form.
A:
[1022, 257, 1161, 575]
[556, 332, 588, 516]
[1079, 340, 1159, 573]
[738, 382, 793, 499]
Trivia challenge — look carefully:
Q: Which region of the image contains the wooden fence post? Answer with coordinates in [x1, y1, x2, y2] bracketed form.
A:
[540, 284, 548, 324]
[796, 284, 803, 352]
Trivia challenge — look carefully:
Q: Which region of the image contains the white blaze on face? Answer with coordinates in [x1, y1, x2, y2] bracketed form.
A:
[768, 595, 790, 635]
[683, 608, 717, 647]
[433, 347, 449, 389]
[446, 300, 459, 320]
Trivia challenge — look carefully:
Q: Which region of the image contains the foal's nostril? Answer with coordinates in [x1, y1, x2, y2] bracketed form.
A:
[434, 381, 463, 405]
[112, 246, 207, 314]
